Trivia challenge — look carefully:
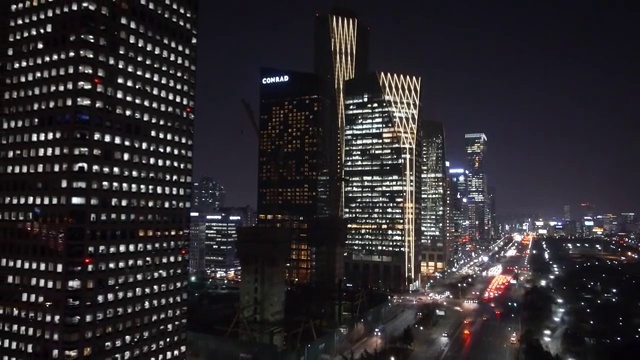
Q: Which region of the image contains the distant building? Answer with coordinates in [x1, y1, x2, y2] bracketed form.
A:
[419, 121, 448, 275]
[488, 187, 498, 238]
[189, 207, 255, 276]
[580, 202, 595, 218]
[205, 207, 254, 277]
[465, 133, 489, 239]
[449, 168, 470, 237]
[193, 177, 226, 211]
[343, 71, 421, 290]
[563, 205, 571, 221]
[619, 212, 637, 233]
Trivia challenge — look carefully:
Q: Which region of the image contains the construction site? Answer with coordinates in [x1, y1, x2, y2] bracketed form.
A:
[185, 225, 392, 360]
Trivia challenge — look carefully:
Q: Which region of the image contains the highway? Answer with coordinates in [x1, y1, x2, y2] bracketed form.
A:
[440, 243, 530, 360]
[338, 307, 417, 359]
[342, 236, 532, 360]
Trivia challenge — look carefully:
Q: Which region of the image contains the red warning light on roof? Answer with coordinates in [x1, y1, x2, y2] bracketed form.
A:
[84, 258, 92, 264]
[94, 78, 102, 84]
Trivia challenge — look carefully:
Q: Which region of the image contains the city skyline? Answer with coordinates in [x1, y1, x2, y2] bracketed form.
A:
[195, 0, 638, 216]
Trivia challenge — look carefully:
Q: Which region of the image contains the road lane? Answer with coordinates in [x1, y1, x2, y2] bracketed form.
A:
[409, 306, 464, 360]
[339, 307, 417, 359]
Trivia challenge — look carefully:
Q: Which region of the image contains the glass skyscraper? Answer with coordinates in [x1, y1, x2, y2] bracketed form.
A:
[465, 133, 488, 240]
[343, 72, 421, 290]
[419, 121, 447, 274]
[0, 1, 197, 358]
[257, 67, 324, 284]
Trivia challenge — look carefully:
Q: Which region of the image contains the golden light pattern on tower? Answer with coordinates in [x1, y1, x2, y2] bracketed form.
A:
[377, 72, 422, 283]
[329, 14, 359, 215]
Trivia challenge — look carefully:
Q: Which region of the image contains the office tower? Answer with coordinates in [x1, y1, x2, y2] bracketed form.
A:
[201, 207, 252, 278]
[563, 205, 571, 221]
[465, 133, 488, 240]
[0, 1, 197, 358]
[192, 177, 225, 211]
[419, 121, 447, 275]
[449, 168, 469, 238]
[447, 168, 466, 237]
[619, 212, 637, 233]
[189, 211, 206, 274]
[343, 72, 421, 290]
[488, 186, 497, 238]
[314, 8, 369, 217]
[257, 68, 325, 283]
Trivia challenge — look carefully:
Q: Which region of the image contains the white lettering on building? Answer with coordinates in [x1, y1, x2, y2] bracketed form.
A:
[261, 75, 289, 84]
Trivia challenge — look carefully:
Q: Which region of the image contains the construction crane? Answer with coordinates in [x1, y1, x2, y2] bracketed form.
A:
[240, 98, 259, 138]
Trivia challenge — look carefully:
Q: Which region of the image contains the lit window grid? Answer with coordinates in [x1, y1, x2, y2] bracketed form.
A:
[378, 72, 421, 281]
[344, 72, 421, 281]
[258, 92, 323, 283]
[0, 1, 196, 359]
[421, 135, 446, 248]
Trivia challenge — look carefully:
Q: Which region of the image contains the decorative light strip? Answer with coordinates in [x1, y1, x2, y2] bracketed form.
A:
[377, 72, 421, 284]
[330, 14, 359, 215]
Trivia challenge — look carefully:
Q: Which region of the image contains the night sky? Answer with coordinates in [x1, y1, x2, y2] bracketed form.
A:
[193, 0, 639, 218]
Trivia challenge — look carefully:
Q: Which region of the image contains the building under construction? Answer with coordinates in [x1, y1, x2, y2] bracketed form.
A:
[186, 226, 377, 360]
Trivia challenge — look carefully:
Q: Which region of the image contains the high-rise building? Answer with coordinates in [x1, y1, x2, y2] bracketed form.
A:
[257, 68, 325, 283]
[449, 168, 469, 238]
[0, 1, 198, 358]
[619, 212, 637, 233]
[343, 72, 421, 290]
[465, 133, 488, 239]
[314, 8, 369, 217]
[419, 121, 447, 275]
[201, 207, 253, 278]
[563, 205, 571, 221]
[188, 211, 206, 274]
[488, 186, 497, 238]
[192, 177, 225, 211]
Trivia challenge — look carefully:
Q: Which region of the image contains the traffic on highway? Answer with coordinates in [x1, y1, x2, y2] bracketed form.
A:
[337, 235, 534, 359]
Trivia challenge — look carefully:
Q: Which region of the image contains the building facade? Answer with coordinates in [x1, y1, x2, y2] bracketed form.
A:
[257, 68, 325, 284]
[465, 133, 488, 240]
[314, 8, 369, 217]
[0, 1, 197, 359]
[488, 186, 497, 238]
[191, 176, 225, 212]
[202, 207, 253, 278]
[419, 121, 447, 275]
[343, 72, 421, 290]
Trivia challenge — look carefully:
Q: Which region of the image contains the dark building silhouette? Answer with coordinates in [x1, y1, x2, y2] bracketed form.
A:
[488, 186, 498, 238]
[0, 1, 198, 358]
